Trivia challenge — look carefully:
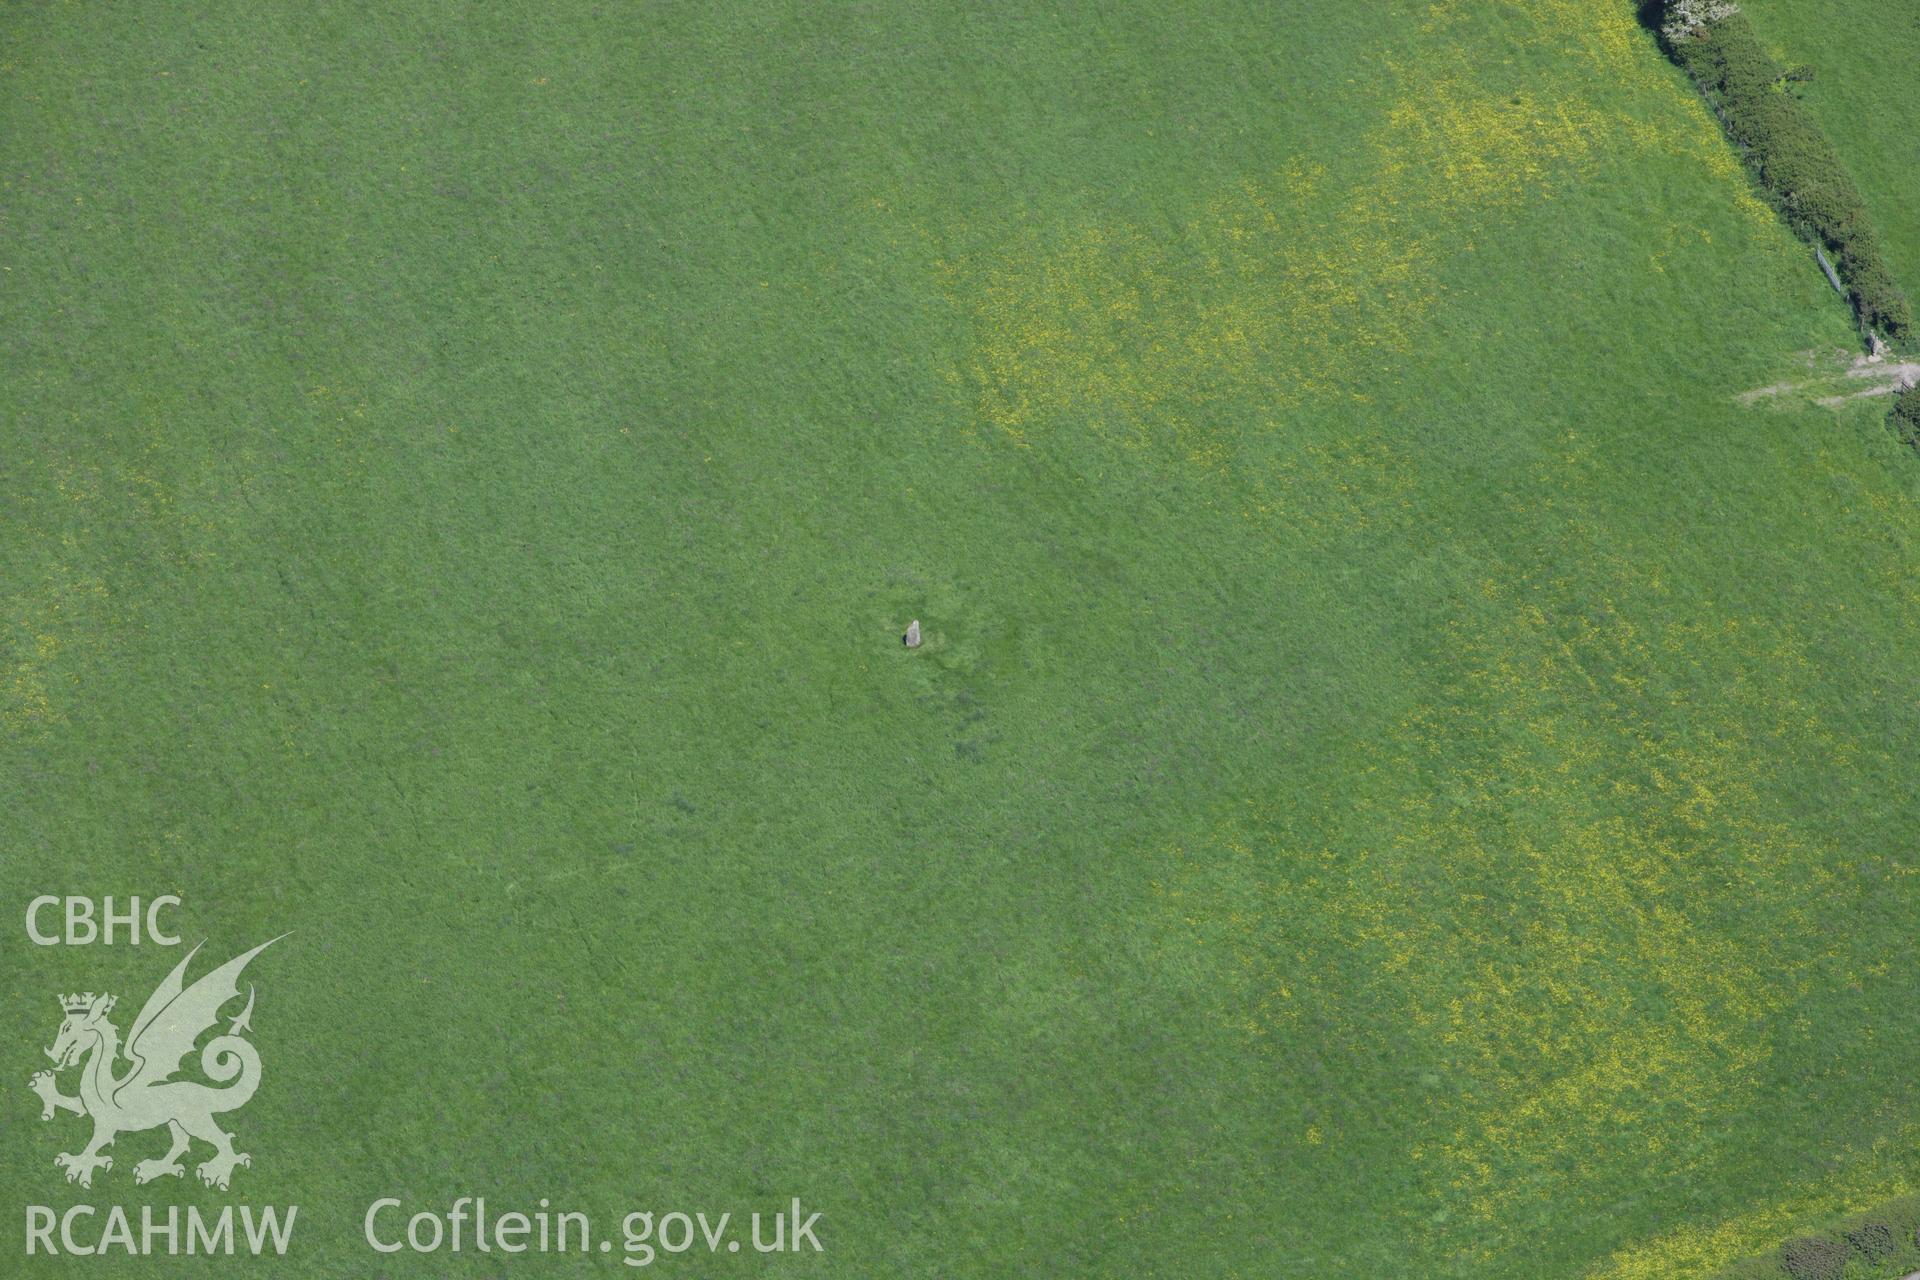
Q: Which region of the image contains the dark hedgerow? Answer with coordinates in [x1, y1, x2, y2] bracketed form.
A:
[1713, 1195, 1920, 1278]
[1844, 1220, 1896, 1263]
[1662, 7, 1914, 344]
[1892, 384, 1920, 450]
[1777, 1234, 1848, 1280]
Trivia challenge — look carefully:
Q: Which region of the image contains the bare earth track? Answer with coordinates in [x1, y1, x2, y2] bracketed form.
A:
[1738, 350, 1920, 408]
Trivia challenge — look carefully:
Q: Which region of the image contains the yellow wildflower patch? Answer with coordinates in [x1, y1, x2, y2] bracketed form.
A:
[932, 0, 1781, 477]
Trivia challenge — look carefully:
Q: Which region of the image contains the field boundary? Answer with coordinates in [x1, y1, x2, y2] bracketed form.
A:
[1655, 3, 1914, 349]
[1709, 1193, 1920, 1279]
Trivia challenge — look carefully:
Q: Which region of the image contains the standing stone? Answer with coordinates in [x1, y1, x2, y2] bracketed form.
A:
[1868, 330, 1890, 361]
[903, 619, 922, 649]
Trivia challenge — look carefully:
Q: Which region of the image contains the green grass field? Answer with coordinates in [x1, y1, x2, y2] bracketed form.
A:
[4, 3, 1919, 1276]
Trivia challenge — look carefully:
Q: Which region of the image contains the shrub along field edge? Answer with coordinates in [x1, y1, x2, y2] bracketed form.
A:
[1661, 4, 1914, 346]
[1892, 384, 1920, 451]
[1710, 1194, 1920, 1279]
